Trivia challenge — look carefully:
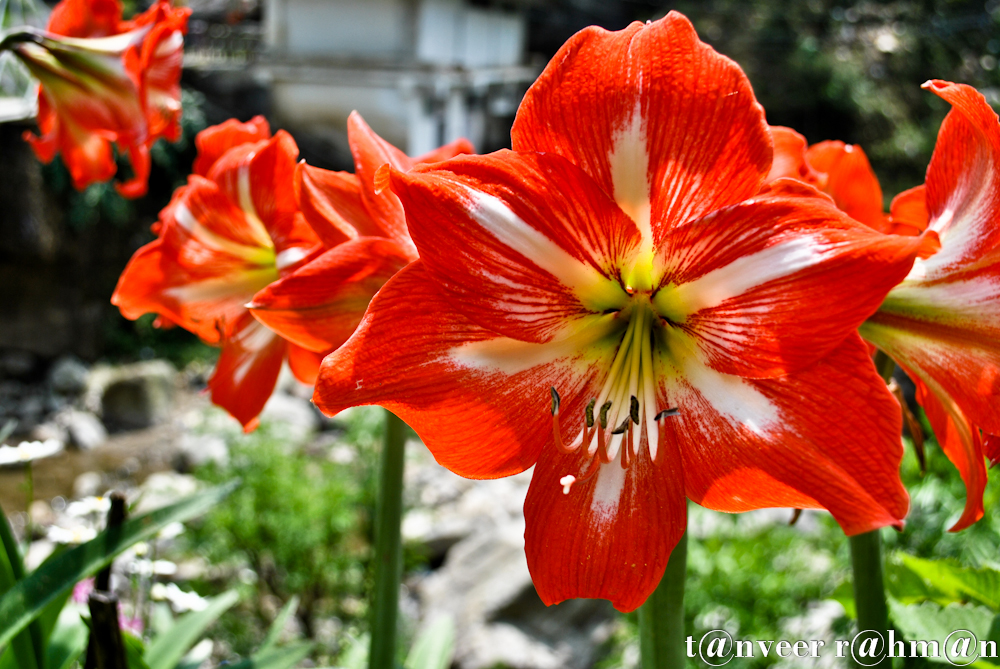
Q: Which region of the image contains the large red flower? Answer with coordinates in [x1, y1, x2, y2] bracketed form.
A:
[247, 111, 473, 353]
[3, 0, 189, 198]
[112, 117, 325, 429]
[769, 84, 1000, 531]
[313, 13, 930, 611]
[857, 82, 1000, 531]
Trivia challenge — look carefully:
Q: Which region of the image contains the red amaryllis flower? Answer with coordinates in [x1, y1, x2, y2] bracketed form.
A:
[112, 116, 325, 429]
[767, 127, 891, 233]
[247, 111, 473, 353]
[3, 0, 189, 197]
[312, 13, 931, 611]
[854, 82, 1000, 531]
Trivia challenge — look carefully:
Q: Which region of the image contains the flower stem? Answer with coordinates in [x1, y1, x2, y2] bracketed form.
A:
[368, 409, 407, 669]
[638, 530, 688, 669]
[846, 350, 895, 669]
[849, 530, 891, 669]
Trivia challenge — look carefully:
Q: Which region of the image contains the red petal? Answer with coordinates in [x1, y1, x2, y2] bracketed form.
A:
[193, 116, 271, 177]
[888, 185, 930, 237]
[47, 0, 122, 37]
[524, 436, 686, 612]
[249, 237, 411, 352]
[287, 343, 326, 385]
[207, 314, 287, 430]
[678, 334, 909, 535]
[295, 162, 372, 245]
[133, 4, 189, 143]
[390, 150, 640, 342]
[907, 369, 985, 531]
[984, 433, 1000, 467]
[653, 192, 927, 377]
[208, 132, 322, 267]
[766, 126, 825, 187]
[348, 111, 418, 256]
[111, 175, 278, 343]
[512, 12, 771, 245]
[413, 136, 475, 164]
[314, 262, 596, 478]
[804, 141, 888, 232]
[920, 81, 1000, 271]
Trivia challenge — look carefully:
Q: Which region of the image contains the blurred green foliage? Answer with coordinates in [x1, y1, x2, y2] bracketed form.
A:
[670, 0, 1000, 199]
[185, 422, 369, 659]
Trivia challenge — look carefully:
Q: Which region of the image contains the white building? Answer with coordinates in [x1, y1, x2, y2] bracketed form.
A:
[258, 0, 540, 155]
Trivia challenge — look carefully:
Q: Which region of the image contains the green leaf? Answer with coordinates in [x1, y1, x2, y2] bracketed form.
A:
[0, 481, 238, 650]
[889, 598, 995, 664]
[124, 631, 152, 669]
[0, 505, 44, 669]
[260, 595, 299, 652]
[337, 634, 368, 669]
[405, 615, 454, 669]
[894, 554, 1000, 609]
[225, 642, 313, 669]
[144, 590, 239, 669]
[44, 606, 88, 669]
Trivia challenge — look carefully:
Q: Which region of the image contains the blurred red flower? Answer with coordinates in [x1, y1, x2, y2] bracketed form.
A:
[4, 0, 189, 197]
[112, 117, 325, 429]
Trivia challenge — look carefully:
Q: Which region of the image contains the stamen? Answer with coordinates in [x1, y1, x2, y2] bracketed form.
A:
[598, 401, 612, 429]
[550, 387, 576, 454]
[610, 416, 631, 435]
[630, 396, 640, 425]
[655, 408, 680, 420]
[585, 399, 596, 428]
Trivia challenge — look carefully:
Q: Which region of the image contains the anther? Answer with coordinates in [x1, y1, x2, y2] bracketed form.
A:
[610, 416, 631, 435]
[655, 408, 680, 421]
[585, 399, 596, 428]
[550, 387, 561, 415]
[598, 401, 612, 429]
[630, 396, 640, 425]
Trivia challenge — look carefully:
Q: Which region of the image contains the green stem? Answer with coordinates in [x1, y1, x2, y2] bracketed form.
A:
[639, 530, 688, 669]
[846, 350, 895, 669]
[368, 410, 407, 669]
[849, 530, 891, 669]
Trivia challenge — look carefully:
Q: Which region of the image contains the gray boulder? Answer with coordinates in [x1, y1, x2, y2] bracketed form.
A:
[86, 361, 177, 430]
[48, 356, 90, 395]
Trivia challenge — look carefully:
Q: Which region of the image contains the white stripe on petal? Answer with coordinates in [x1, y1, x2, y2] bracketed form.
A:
[657, 235, 827, 320]
[465, 188, 620, 307]
[237, 161, 277, 250]
[275, 247, 310, 271]
[609, 103, 653, 258]
[590, 460, 627, 523]
[174, 202, 274, 264]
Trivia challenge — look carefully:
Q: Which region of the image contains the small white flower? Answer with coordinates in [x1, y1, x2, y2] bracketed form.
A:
[157, 522, 185, 540]
[0, 439, 64, 466]
[65, 496, 111, 518]
[47, 525, 98, 545]
[150, 582, 210, 612]
[128, 559, 178, 577]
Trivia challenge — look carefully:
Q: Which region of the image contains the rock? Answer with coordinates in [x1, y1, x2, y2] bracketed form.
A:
[73, 471, 105, 498]
[31, 421, 69, 444]
[175, 433, 229, 470]
[417, 524, 614, 669]
[48, 356, 90, 395]
[0, 349, 37, 379]
[259, 393, 320, 444]
[87, 361, 177, 430]
[59, 409, 107, 451]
